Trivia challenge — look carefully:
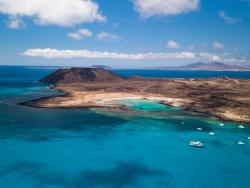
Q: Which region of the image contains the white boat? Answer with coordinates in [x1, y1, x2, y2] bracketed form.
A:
[197, 128, 203, 131]
[219, 123, 224, 126]
[209, 132, 215, 136]
[49, 84, 54, 89]
[237, 141, 245, 145]
[189, 141, 204, 148]
[238, 125, 245, 129]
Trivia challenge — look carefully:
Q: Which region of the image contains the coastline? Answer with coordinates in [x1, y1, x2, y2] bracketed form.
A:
[19, 67, 250, 124]
[21, 86, 250, 124]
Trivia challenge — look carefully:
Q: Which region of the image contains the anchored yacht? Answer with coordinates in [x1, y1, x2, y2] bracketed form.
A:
[189, 141, 204, 148]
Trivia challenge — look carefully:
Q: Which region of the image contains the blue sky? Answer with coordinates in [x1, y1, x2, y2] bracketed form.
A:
[0, 0, 250, 68]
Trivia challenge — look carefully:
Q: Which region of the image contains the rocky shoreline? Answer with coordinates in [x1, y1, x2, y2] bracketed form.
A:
[21, 68, 250, 123]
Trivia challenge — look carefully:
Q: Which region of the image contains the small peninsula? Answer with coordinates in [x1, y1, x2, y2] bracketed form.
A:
[23, 68, 250, 123]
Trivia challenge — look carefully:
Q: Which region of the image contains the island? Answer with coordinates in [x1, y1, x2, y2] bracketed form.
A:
[22, 67, 250, 123]
[150, 62, 250, 71]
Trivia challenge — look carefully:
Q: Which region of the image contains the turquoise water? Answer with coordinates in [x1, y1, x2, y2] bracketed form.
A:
[0, 66, 250, 188]
[116, 99, 181, 112]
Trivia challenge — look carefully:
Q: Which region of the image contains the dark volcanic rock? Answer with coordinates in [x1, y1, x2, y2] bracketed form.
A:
[40, 68, 126, 84]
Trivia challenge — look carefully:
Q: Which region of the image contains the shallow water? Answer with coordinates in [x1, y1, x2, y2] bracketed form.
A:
[0, 66, 250, 188]
[116, 99, 181, 112]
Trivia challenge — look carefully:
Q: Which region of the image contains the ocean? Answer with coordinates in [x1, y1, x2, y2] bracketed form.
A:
[0, 66, 250, 188]
[113, 69, 250, 79]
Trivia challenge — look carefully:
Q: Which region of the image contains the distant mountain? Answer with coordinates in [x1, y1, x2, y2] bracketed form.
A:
[90, 65, 112, 69]
[40, 68, 126, 84]
[157, 62, 250, 71]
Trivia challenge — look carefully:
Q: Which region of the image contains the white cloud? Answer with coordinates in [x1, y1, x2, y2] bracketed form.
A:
[133, 0, 199, 18]
[219, 11, 238, 24]
[97, 32, 121, 41]
[21, 48, 249, 64]
[0, 0, 105, 27]
[213, 41, 224, 49]
[198, 53, 221, 61]
[7, 16, 25, 29]
[166, 39, 180, 49]
[22, 48, 196, 60]
[68, 29, 92, 40]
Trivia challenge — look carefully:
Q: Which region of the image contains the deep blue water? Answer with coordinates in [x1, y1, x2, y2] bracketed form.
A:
[113, 69, 250, 79]
[0, 66, 250, 188]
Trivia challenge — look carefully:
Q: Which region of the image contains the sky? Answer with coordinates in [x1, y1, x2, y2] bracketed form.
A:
[0, 0, 250, 68]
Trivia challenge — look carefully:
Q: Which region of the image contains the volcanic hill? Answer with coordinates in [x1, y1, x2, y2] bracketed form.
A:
[23, 67, 250, 123]
[156, 62, 250, 71]
[40, 67, 126, 84]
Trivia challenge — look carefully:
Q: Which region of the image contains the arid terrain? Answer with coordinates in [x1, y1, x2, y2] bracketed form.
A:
[23, 68, 250, 123]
